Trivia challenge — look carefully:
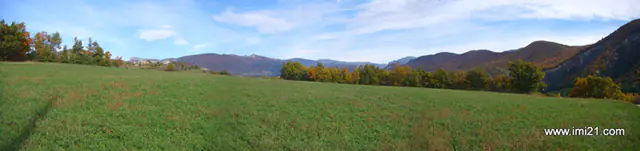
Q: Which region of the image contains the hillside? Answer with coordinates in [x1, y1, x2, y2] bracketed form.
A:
[383, 56, 417, 70]
[406, 41, 583, 74]
[544, 19, 640, 91]
[1, 63, 639, 150]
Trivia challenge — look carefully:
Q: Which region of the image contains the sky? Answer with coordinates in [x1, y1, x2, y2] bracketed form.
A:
[2, 0, 639, 64]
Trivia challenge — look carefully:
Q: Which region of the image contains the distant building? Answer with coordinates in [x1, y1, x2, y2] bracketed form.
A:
[161, 60, 172, 64]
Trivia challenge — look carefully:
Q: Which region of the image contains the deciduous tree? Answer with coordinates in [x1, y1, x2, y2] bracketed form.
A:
[569, 75, 622, 99]
[0, 20, 31, 61]
[507, 60, 546, 93]
[466, 68, 490, 90]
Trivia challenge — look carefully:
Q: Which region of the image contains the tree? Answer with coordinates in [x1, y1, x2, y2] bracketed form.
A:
[0, 20, 32, 61]
[569, 75, 622, 99]
[407, 68, 425, 87]
[307, 67, 318, 81]
[449, 71, 467, 89]
[72, 37, 83, 54]
[93, 41, 104, 63]
[102, 51, 112, 66]
[165, 63, 176, 71]
[431, 68, 450, 88]
[390, 63, 412, 86]
[315, 63, 330, 82]
[421, 71, 434, 88]
[466, 68, 490, 90]
[350, 68, 361, 84]
[329, 67, 343, 83]
[34, 32, 52, 61]
[342, 67, 351, 83]
[378, 69, 391, 85]
[507, 60, 546, 93]
[280, 61, 308, 80]
[358, 64, 381, 85]
[489, 74, 510, 92]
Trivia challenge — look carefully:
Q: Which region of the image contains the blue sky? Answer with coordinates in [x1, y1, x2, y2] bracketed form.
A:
[2, 0, 639, 63]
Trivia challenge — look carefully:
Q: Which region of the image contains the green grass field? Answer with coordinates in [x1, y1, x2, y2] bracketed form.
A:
[1, 63, 639, 150]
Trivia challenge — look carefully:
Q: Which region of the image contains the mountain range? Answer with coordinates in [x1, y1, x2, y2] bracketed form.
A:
[129, 19, 640, 91]
[139, 54, 386, 76]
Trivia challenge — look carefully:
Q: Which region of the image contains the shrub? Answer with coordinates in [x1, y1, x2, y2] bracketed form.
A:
[164, 63, 176, 71]
[569, 75, 623, 99]
[619, 93, 637, 103]
[634, 96, 640, 104]
[220, 70, 230, 75]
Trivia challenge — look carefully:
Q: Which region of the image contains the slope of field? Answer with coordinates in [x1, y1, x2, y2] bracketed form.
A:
[1, 63, 639, 150]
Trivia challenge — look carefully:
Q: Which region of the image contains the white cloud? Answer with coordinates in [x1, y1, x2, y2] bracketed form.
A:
[173, 38, 188, 45]
[138, 29, 175, 41]
[345, 0, 640, 35]
[193, 43, 210, 50]
[213, 10, 295, 33]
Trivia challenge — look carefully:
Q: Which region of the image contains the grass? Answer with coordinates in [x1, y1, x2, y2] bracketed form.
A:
[1, 62, 639, 150]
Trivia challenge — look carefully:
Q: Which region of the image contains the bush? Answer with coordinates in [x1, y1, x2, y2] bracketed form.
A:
[619, 93, 637, 103]
[220, 70, 230, 75]
[569, 75, 622, 99]
[164, 63, 176, 71]
[634, 96, 640, 104]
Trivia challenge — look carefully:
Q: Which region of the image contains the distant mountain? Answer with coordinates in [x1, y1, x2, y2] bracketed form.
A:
[406, 41, 584, 75]
[282, 58, 384, 73]
[129, 57, 160, 63]
[543, 19, 640, 91]
[177, 54, 282, 77]
[129, 54, 392, 77]
[286, 58, 318, 67]
[384, 56, 417, 69]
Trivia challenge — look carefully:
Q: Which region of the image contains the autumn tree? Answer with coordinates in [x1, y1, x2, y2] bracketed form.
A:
[349, 68, 361, 84]
[507, 60, 546, 93]
[329, 67, 343, 83]
[466, 68, 490, 90]
[315, 63, 331, 82]
[307, 67, 318, 81]
[0, 20, 32, 61]
[448, 71, 467, 89]
[33, 31, 61, 62]
[280, 61, 308, 80]
[488, 74, 510, 92]
[342, 67, 351, 83]
[569, 75, 622, 99]
[389, 63, 412, 86]
[102, 51, 112, 66]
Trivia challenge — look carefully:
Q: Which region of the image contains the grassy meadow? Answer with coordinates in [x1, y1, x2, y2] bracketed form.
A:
[1, 62, 639, 150]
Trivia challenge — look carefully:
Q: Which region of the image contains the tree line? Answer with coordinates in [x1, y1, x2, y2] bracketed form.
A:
[281, 60, 639, 103]
[1, 20, 124, 67]
[281, 60, 546, 93]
